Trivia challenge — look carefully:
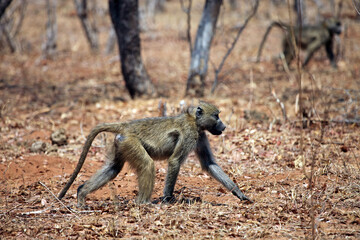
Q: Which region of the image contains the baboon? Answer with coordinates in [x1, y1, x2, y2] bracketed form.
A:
[256, 18, 342, 68]
[58, 102, 250, 206]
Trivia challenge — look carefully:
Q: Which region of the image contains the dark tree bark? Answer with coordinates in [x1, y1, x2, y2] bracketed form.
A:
[109, 0, 156, 99]
[74, 0, 98, 52]
[0, 0, 12, 20]
[185, 0, 222, 97]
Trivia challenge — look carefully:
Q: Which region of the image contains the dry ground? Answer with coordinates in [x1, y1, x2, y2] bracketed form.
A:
[1, 1, 359, 239]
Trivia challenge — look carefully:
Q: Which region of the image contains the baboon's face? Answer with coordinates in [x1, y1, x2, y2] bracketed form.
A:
[326, 18, 342, 35]
[208, 113, 226, 135]
[196, 102, 226, 135]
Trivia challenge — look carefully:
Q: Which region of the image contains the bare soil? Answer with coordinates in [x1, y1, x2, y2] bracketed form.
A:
[1, 1, 359, 239]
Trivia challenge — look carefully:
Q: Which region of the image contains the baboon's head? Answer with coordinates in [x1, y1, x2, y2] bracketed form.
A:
[195, 102, 226, 135]
[325, 17, 342, 35]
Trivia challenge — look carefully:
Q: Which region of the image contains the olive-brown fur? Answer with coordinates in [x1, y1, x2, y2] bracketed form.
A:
[58, 102, 249, 206]
[257, 18, 342, 68]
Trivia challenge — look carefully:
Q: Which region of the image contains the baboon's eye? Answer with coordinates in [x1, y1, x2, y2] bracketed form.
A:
[196, 107, 203, 118]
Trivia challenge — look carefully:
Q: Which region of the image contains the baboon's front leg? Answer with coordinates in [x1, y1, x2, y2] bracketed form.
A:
[196, 132, 250, 201]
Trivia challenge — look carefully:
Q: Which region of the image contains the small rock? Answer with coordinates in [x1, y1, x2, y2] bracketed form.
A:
[45, 145, 58, 154]
[30, 141, 47, 153]
[50, 128, 68, 146]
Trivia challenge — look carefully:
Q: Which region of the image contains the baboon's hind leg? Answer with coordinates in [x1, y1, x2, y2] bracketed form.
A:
[77, 141, 125, 207]
[135, 157, 155, 204]
[302, 41, 322, 67]
[119, 137, 155, 204]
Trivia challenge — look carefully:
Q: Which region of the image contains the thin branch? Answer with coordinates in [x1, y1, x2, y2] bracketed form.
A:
[74, 0, 98, 52]
[2, 0, 26, 37]
[309, 144, 316, 240]
[211, 0, 259, 94]
[291, 2, 315, 239]
[287, 0, 306, 175]
[38, 181, 80, 219]
[0, 23, 15, 52]
[279, 52, 291, 75]
[13, 0, 26, 37]
[180, 0, 192, 54]
[314, 119, 360, 125]
[354, 0, 360, 15]
[22, 207, 53, 215]
[271, 88, 288, 122]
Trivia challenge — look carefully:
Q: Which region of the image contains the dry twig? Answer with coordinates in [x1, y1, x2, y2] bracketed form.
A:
[180, 0, 192, 55]
[39, 181, 80, 219]
[271, 88, 288, 122]
[211, 0, 259, 93]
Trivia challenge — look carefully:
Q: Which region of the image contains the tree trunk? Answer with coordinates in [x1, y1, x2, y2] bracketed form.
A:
[146, 0, 157, 23]
[185, 0, 222, 97]
[146, 0, 166, 23]
[0, 0, 12, 20]
[228, 0, 238, 10]
[105, 27, 116, 54]
[0, 0, 27, 53]
[109, 0, 156, 99]
[42, 0, 57, 58]
[74, 0, 98, 52]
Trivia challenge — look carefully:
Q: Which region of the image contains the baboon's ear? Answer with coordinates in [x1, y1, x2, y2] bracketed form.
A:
[196, 106, 203, 118]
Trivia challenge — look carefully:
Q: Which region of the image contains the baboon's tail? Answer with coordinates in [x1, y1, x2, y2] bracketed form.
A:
[58, 123, 124, 199]
[256, 21, 285, 62]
